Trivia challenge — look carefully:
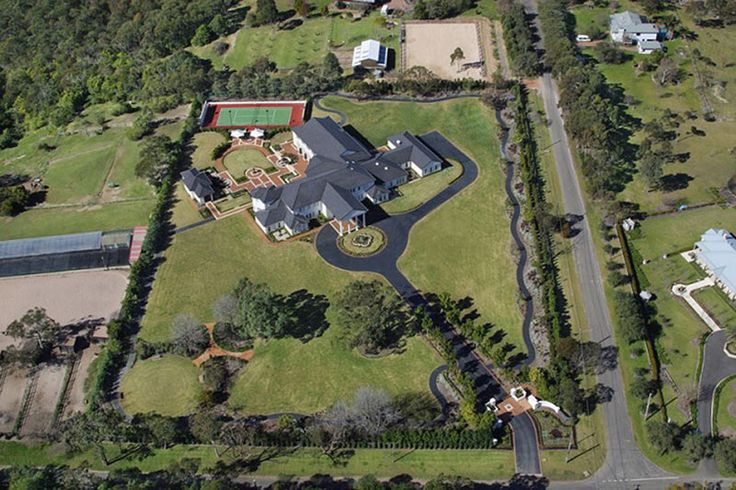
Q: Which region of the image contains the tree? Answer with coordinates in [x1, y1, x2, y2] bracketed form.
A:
[60, 410, 138, 465]
[0, 185, 30, 216]
[135, 135, 179, 187]
[294, 0, 310, 17]
[654, 57, 682, 86]
[7, 466, 61, 490]
[219, 420, 262, 460]
[252, 0, 280, 25]
[4, 308, 68, 364]
[192, 24, 216, 46]
[450, 47, 465, 73]
[557, 376, 586, 416]
[171, 313, 209, 357]
[213, 294, 238, 325]
[350, 386, 400, 437]
[424, 474, 475, 489]
[232, 277, 292, 338]
[202, 357, 229, 395]
[715, 437, 736, 473]
[607, 270, 629, 287]
[334, 280, 409, 353]
[647, 421, 680, 454]
[594, 42, 628, 64]
[630, 377, 658, 399]
[190, 410, 223, 447]
[140, 414, 179, 448]
[127, 109, 153, 140]
[613, 292, 648, 343]
[681, 431, 711, 462]
[639, 152, 665, 190]
[355, 474, 383, 490]
[322, 52, 343, 80]
[309, 401, 352, 462]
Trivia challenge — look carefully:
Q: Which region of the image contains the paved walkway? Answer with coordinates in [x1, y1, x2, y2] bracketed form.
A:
[315, 131, 542, 475]
[672, 277, 720, 331]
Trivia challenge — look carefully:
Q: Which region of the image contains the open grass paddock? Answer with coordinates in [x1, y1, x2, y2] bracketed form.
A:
[229, 330, 441, 414]
[318, 96, 523, 349]
[191, 131, 228, 170]
[120, 355, 203, 416]
[716, 377, 736, 437]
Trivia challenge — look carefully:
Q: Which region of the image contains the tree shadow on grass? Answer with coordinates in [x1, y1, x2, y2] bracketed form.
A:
[282, 289, 330, 342]
[660, 173, 694, 192]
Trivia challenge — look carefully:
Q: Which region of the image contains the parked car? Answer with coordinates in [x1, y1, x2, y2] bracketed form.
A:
[576, 34, 591, 42]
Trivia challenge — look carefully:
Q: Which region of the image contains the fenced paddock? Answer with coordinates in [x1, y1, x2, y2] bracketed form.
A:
[403, 20, 495, 81]
[200, 100, 307, 129]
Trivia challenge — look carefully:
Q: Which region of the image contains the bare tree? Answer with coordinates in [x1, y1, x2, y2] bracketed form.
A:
[171, 314, 209, 357]
[212, 294, 238, 325]
[351, 386, 400, 437]
[310, 401, 353, 462]
[219, 420, 262, 460]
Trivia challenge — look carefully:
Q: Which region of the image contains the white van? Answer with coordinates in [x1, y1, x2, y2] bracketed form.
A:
[576, 34, 591, 42]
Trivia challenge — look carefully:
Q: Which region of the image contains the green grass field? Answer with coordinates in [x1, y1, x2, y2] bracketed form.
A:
[215, 106, 292, 127]
[692, 287, 736, 328]
[0, 441, 516, 480]
[222, 148, 270, 176]
[229, 331, 441, 414]
[171, 183, 206, 228]
[191, 131, 228, 170]
[191, 13, 398, 70]
[316, 96, 524, 350]
[716, 377, 736, 437]
[140, 216, 377, 342]
[120, 355, 203, 416]
[381, 162, 463, 215]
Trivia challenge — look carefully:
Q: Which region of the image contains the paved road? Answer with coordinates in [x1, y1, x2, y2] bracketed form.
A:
[698, 330, 736, 436]
[315, 131, 542, 475]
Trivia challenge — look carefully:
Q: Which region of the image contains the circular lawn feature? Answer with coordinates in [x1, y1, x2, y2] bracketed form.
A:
[120, 354, 202, 416]
[222, 148, 271, 177]
[337, 226, 386, 257]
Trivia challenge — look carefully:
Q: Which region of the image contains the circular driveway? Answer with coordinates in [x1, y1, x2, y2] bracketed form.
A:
[698, 329, 736, 435]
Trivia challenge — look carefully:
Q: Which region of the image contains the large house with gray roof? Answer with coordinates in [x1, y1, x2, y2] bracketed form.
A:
[694, 228, 736, 300]
[251, 117, 443, 236]
[610, 11, 659, 45]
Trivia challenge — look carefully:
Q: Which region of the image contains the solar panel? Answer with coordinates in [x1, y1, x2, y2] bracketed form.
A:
[0, 232, 103, 260]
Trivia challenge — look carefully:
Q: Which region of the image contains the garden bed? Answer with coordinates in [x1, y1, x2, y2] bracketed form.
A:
[337, 227, 386, 256]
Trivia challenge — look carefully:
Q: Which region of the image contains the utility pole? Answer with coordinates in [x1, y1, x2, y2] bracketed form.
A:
[644, 392, 653, 420]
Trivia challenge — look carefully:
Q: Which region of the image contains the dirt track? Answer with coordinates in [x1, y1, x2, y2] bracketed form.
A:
[0, 269, 128, 350]
[0, 367, 28, 433]
[20, 363, 66, 437]
[62, 344, 101, 419]
[404, 21, 494, 80]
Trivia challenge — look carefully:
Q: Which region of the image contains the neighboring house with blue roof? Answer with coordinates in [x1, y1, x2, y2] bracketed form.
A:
[694, 228, 736, 300]
[252, 116, 443, 236]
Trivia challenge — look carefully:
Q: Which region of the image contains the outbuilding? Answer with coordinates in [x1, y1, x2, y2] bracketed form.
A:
[352, 39, 388, 69]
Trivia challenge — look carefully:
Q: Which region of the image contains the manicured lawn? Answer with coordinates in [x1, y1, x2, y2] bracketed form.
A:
[191, 132, 228, 170]
[199, 13, 398, 70]
[229, 331, 441, 414]
[317, 97, 523, 350]
[171, 183, 205, 228]
[692, 287, 736, 329]
[222, 148, 270, 176]
[381, 162, 463, 215]
[0, 200, 155, 241]
[141, 216, 377, 342]
[0, 441, 516, 480]
[715, 376, 736, 437]
[120, 355, 203, 416]
[631, 207, 736, 259]
[214, 193, 251, 212]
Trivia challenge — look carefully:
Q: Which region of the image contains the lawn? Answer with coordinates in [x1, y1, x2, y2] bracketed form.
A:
[229, 330, 442, 414]
[140, 216, 377, 342]
[692, 287, 736, 329]
[171, 183, 206, 229]
[0, 200, 155, 241]
[214, 192, 251, 212]
[381, 161, 463, 215]
[316, 96, 523, 350]
[0, 441, 516, 480]
[222, 148, 270, 176]
[120, 355, 203, 416]
[193, 13, 398, 70]
[191, 131, 228, 170]
[715, 376, 736, 437]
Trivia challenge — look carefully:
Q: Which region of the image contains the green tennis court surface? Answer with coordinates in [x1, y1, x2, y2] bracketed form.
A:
[215, 106, 293, 127]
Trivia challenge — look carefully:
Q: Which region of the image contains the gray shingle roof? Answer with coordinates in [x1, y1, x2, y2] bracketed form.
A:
[360, 157, 407, 184]
[181, 169, 215, 199]
[386, 132, 442, 172]
[292, 117, 372, 163]
[696, 228, 736, 295]
[250, 185, 283, 204]
[610, 11, 643, 31]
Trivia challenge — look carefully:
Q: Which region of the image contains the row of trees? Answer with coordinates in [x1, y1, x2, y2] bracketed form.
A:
[538, 0, 637, 200]
[413, 0, 474, 20]
[499, 0, 539, 77]
[0, 0, 237, 143]
[345, 66, 488, 98]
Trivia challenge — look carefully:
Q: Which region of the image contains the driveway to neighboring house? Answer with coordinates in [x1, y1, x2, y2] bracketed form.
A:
[315, 131, 542, 476]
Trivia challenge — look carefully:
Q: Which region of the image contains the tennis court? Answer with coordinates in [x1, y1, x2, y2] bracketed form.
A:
[215, 106, 293, 127]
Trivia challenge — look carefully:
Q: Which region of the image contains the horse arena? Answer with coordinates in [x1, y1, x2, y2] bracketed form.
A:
[402, 20, 495, 81]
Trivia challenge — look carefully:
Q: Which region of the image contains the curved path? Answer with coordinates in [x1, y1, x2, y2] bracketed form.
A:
[315, 130, 542, 475]
[698, 330, 736, 436]
[496, 110, 536, 365]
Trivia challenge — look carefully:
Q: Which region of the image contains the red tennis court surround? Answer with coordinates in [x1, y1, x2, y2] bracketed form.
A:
[199, 100, 307, 129]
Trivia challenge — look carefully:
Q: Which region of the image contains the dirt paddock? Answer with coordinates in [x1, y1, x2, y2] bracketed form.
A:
[20, 364, 66, 437]
[0, 269, 129, 350]
[404, 20, 496, 80]
[0, 367, 28, 433]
